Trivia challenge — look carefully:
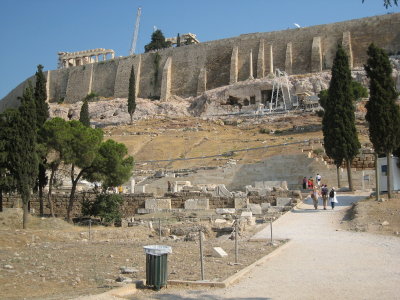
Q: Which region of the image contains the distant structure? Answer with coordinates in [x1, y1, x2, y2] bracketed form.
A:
[1, 13, 399, 111]
[58, 48, 115, 69]
[166, 33, 200, 46]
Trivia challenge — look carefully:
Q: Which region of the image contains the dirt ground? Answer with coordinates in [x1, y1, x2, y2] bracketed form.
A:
[0, 210, 283, 300]
[342, 194, 400, 236]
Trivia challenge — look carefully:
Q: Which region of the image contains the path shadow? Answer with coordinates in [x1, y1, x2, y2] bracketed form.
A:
[133, 294, 270, 300]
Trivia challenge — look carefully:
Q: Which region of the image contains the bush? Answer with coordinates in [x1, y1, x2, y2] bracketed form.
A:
[82, 193, 124, 224]
[313, 148, 324, 156]
[84, 92, 98, 102]
[315, 109, 325, 117]
[259, 127, 271, 134]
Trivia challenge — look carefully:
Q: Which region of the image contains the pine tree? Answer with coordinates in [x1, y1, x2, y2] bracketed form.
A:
[79, 99, 90, 127]
[128, 66, 136, 124]
[365, 43, 400, 198]
[322, 45, 360, 190]
[10, 83, 39, 228]
[144, 29, 171, 52]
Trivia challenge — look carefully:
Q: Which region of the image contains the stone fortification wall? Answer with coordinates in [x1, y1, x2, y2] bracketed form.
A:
[91, 59, 119, 98]
[1, 13, 399, 110]
[48, 68, 69, 101]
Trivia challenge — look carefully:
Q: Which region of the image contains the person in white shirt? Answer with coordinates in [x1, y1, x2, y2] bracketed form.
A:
[316, 173, 322, 186]
[329, 187, 338, 209]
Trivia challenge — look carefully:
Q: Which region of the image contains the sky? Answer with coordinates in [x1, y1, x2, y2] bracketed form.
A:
[0, 0, 399, 99]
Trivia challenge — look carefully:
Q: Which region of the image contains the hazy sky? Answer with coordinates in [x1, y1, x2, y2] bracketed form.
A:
[0, 0, 399, 99]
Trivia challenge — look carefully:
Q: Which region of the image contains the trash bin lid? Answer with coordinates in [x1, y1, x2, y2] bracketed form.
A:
[143, 245, 172, 256]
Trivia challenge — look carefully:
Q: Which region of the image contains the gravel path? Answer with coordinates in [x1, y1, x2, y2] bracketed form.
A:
[130, 193, 400, 300]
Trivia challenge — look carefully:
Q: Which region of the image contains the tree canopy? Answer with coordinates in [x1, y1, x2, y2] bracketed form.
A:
[144, 29, 171, 52]
[128, 65, 136, 124]
[322, 45, 360, 189]
[79, 100, 90, 127]
[362, 0, 398, 8]
[9, 83, 39, 228]
[34, 65, 49, 127]
[364, 43, 400, 198]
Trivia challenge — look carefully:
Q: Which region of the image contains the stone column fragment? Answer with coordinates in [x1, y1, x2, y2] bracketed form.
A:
[229, 46, 239, 84]
[197, 68, 207, 96]
[342, 31, 353, 69]
[160, 57, 172, 101]
[311, 36, 322, 73]
[257, 39, 265, 78]
[285, 42, 293, 74]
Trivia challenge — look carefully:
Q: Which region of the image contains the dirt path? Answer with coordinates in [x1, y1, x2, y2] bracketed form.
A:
[130, 193, 400, 299]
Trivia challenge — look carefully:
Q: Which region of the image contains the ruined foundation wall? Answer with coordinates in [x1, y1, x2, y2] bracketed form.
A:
[1, 13, 399, 109]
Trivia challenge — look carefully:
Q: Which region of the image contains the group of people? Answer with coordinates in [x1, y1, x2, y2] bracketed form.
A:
[303, 173, 338, 210]
[310, 184, 338, 210]
[302, 173, 322, 190]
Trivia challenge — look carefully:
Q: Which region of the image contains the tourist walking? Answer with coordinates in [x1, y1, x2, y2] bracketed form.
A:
[316, 173, 322, 186]
[311, 186, 320, 210]
[302, 177, 307, 190]
[321, 184, 328, 210]
[329, 187, 338, 209]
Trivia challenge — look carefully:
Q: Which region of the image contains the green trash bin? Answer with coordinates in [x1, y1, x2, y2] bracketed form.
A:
[143, 245, 172, 290]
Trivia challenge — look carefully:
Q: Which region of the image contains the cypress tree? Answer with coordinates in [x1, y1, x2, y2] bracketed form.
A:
[365, 43, 400, 198]
[0, 109, 18, 212]
[34, 64, 49, 127]
[34, 64, 49, 215]
[79, 99, 90, 127]
[177, 33, 181, 47]
[322, 45, 360, 190]
[10, 83, 39, 228]
[128, 65, 136, 124]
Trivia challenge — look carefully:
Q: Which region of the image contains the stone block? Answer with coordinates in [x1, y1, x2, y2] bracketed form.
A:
[268, 206, 285, 213]
[216, 208, 236, 215]
[212, 247, 228, 258]
[137, 208, 152, 214]
[241, 211, 253, 218]
[261, 202, 271, 212]
[247, 216, 256, 226]
[135, 185, 147, 193]
[145, 198, 171, 210]
[234, 197, 249, 209]
[276, 197, 292, 206]
[247, 204, 262, 215]
[184, 198, 209, 210]
[214, 219, 227, 225]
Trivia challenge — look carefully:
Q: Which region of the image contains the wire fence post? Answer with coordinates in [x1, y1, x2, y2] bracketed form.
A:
[199, 230, 205, 280]
[89, 219, 92, 241]
[235, 219, 238, 264]
[269, 217, 273, 245]
[159, 218, 161, 241]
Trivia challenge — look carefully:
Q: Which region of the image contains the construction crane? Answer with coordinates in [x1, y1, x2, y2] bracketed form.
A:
[129, 7, 142, 56]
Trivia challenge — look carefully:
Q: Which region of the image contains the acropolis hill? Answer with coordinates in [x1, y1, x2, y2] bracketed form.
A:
[1, 13, 400, 111]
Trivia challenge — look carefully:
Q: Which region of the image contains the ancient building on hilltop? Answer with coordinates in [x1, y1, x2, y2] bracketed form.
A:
[1, 13, 399, 112]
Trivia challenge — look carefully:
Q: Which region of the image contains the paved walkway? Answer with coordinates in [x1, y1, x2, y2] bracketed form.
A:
[133, 193, 400, 300]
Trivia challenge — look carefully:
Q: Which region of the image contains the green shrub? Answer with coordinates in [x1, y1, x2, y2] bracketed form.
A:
[84, 92, 98, 102]
[315, 109, 325, 117]
[82, 193, 124, 224]
[313, 148, 324, 156]
[259, 127, 271, 134]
